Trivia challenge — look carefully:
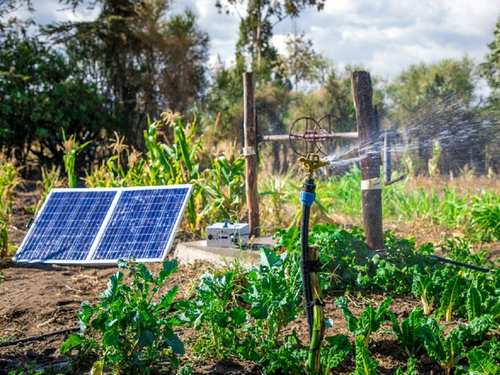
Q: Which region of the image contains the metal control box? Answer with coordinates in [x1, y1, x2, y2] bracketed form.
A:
[206, 222, 250, 248]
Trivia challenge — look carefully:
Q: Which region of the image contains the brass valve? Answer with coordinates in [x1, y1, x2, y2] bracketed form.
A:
[298, 153, 329, 176]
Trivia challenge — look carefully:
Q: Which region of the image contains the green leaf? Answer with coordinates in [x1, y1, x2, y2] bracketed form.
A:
[102, 329, 120, 348]
[353, 335, 378, 375]
[157, 287, 178, 311]
[138, 329, 154, 348]
[466, 285, 483, 321]
[158, 260, 178, 284]
[101, 272, 123, 301]
[260, 248, 281, 268]
[165, 334, 185, 355]
[230, 307, 247, 325]
[468, 348, 499, 375]
[60, 334, 83, 354]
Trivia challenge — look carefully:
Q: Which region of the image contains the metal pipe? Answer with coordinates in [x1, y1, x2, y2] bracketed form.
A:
[261, 132, 359, 142]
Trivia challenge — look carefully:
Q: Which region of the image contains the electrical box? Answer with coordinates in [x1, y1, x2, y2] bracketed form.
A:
[206, 222, 250, 248]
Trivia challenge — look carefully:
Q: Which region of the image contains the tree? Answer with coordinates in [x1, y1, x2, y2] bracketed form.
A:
[216, 0, 325, 81]
[48, 0, 209, 148]
[0, 28, 114, 166]
[0, 0, 32, 32]
[280, 32, 328, 90]
[480, 17, 500, 107]
[480, 18, 500, 172]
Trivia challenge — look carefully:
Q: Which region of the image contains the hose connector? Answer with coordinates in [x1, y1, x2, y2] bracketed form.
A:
[300, 191, 316, 207]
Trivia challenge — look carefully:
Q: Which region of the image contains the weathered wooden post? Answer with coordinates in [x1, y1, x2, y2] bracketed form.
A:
[384, 129, 392, 185]
[243, 72, 260, 237]
[351, 71, 383, 251]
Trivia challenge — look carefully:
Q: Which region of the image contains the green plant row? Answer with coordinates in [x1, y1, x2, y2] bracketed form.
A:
[58, 225, 499, 375]
[260, 167, 500, 242]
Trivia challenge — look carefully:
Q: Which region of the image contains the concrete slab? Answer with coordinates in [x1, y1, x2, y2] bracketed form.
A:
[173, 237, 275, 267]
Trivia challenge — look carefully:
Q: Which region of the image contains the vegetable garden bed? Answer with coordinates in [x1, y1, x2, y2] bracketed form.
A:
[1, 224, 498, 374]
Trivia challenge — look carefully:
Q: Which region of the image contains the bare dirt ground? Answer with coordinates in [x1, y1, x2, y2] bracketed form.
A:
[0, 182, 495, 374]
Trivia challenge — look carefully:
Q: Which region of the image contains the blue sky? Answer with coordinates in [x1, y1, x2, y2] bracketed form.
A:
[11, 0, 500, 79]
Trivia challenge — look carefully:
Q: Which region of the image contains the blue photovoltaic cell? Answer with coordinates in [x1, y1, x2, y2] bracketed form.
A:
[91, 188, 190, 261]
[15, 191, 116, 262]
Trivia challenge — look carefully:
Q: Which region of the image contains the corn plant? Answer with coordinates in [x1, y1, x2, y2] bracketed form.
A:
[201, 155, 245, 223]
[62, 131, 91, 188]
[469, 192, 500, 242]
[33, 165, 62, 214]
[60, 260, 183, 374]
[0, 159, 20, 258]
[144, 116, 202, 232]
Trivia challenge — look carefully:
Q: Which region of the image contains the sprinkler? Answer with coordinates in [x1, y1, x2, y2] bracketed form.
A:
[289, 117, 330, 373]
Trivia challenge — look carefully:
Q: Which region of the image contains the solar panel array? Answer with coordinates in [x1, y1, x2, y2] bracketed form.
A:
[14, 185, 192, 264]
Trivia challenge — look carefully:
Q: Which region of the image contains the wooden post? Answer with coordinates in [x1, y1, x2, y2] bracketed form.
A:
[243, 72, 260, 237]
[384, 129, 392, 185]
[351, 71, 383, 251]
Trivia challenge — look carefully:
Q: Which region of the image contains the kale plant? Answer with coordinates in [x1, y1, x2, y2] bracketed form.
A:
[61, 260, 183, 374]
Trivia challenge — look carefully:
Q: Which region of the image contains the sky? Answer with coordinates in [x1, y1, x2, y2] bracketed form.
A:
[10, 0, 500, 80]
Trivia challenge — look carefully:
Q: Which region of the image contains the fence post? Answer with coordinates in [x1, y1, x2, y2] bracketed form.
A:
[243, 72, 260, 237]
[351, 71, 383, 251]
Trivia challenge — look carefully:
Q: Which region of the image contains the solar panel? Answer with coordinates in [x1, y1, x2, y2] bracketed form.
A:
[14, 185, 192, 265]
[90, 187, 191, 263]
[14, 190, 117, 263]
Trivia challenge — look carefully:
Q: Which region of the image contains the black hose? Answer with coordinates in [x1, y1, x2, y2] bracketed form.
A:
[0, 327, 79, 348]
[300, 177, 316, 338]
[429, 255, 492, 273]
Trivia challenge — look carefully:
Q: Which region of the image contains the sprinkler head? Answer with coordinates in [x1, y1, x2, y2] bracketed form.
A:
[298, 153, 329, 176]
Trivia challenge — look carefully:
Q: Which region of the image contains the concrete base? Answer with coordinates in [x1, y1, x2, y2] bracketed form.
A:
[173, 237, 275, 267]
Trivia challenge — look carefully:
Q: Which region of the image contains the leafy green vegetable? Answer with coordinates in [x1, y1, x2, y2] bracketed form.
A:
[336, 296, 392, 347]
[390, 308, 428, 357]
[320, 334, 352, 374]
[411, 272, 435, 315]
[467, 348, 499, 374]
[394, 357, 417, 375]
[422, 319, 463, 375]
[60, 260, 182, 374]
[466, 284, 484, 321]
[179, 267, 248, 359]
[420, 315, 494, 375]
[244, 249, 301, 344]
[352, 335, 378, 375]
[437, 275, 466, 322]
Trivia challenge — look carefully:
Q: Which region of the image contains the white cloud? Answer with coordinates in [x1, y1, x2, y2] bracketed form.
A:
[11, 0, 500, 79]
